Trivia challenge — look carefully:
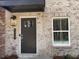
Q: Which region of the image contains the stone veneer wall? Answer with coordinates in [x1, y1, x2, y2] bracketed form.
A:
[0, 7, 5, 58]
[46, 0, 79, 57]
[5, 10, 13, 56]
[4, 0, 79, 57]
[12, 12, 53, 57]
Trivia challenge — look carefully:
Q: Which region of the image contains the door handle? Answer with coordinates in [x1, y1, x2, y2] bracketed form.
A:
[19, 34, 23, 36]
[19, 34, 24, 40]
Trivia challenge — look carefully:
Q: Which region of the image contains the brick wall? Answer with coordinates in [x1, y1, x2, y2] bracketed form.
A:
[0, 7, 5, 58]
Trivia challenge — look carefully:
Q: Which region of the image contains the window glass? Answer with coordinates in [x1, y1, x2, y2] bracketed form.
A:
[53, 19, 60, 30]
[61, 18, 68, 30]
[54, 32, 68, 41]
[62, 32, 68, 41]
[54, 32, 60, 41]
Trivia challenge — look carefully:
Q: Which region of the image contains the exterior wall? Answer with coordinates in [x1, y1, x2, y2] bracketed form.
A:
[12, 0, 79, 57]
[0, 7, 5, 58]
[5, 10, 13, 56]
[12, 12, 53, 57]
[46, 0, 79, 56]
[4, 0, 79, 58]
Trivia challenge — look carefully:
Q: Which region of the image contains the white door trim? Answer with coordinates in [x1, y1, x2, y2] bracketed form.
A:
[18, 16, 38, 58]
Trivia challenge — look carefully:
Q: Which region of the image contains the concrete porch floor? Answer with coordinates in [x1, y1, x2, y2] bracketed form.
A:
[18, 55, 52, 59]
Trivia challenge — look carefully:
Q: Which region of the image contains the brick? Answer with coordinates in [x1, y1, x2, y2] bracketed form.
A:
[0, 7, 5, 58]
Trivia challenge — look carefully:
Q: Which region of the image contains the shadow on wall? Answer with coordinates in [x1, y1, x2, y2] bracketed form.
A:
[53, 54, 79, 59]
[0, 7, 5, 58]
[1, 54, 52, 59]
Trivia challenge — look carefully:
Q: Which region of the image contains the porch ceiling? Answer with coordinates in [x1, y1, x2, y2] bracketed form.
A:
[0, 0, 45, 12]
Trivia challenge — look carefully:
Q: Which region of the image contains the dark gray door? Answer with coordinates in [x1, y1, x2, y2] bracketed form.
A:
[21, 18, 36, 53]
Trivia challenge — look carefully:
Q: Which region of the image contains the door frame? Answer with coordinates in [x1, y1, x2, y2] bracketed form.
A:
[18, 16, 38, 58]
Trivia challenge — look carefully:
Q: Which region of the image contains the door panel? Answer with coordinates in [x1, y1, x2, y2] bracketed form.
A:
[21, 18, 36, 53]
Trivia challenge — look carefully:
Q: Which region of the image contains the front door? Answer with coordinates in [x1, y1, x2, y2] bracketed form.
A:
[21, 18, 36, 54]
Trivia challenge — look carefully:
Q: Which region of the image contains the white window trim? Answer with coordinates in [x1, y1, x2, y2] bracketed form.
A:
[52, 17, 70, 47]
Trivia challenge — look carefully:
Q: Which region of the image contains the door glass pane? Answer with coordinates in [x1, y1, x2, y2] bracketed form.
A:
[53, 19, 60, 30]
[54, 32, 60, 41]
[61, 18, 68, 30]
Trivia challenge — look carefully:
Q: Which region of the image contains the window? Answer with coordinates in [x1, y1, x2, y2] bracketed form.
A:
[52, 17, 70, 46]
